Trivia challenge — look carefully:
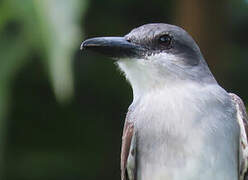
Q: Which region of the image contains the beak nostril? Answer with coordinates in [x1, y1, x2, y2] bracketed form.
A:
[126, 39, 131, 43]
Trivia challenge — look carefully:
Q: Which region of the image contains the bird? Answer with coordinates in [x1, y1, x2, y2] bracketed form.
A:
[80, 23, 248, 180]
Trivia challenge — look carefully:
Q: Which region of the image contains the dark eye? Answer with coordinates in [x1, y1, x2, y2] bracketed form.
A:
[158, 34, 172, 47]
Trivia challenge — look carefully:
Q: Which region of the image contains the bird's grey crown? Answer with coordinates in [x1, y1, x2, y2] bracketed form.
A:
[125, 23, 203, 66]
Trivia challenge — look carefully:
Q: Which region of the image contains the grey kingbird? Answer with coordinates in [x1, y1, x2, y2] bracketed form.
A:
[81, 23, 248, 180]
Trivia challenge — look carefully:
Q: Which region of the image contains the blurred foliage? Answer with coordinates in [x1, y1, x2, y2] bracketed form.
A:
[0, 0, 87, 179]
[0, 0, 87, 103]
[0, 0, 247, 180]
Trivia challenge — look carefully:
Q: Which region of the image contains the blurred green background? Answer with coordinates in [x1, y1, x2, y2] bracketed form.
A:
[0, 0, 247, 179]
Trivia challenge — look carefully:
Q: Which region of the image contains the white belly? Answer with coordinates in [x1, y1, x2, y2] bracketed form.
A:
[136, 121, 239, 180]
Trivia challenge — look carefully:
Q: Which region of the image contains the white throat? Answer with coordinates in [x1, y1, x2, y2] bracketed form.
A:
[117, 55, 189, 101]
[117, 53, 216, 102]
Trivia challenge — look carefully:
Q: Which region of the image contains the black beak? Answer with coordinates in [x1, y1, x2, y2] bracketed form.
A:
[80, 37, 145, 58]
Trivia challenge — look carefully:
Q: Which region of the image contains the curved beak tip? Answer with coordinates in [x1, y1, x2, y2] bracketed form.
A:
[80, 41, 86, 50]
[80, 39, 101, 51]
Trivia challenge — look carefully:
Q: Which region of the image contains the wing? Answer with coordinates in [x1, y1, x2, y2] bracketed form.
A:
[229, 93, 248, 180]
[121, 120, 136, 180]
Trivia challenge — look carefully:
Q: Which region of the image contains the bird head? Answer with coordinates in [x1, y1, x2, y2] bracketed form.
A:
[81, 23, 216, 97]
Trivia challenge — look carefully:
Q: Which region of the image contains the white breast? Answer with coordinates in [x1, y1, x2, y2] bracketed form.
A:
[127, 83, 240, 180]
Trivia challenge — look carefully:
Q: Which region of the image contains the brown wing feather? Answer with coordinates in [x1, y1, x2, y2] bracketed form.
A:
[121, 120, 134, 180]
[230, 93, 248, 138]
[229, 93, 248, 180]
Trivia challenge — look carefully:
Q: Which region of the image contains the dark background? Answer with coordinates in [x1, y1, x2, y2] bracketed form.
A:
[0, 0, 247, 179]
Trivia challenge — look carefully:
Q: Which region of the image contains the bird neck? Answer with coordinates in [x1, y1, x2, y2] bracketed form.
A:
[131, 80, 201, 103]
[117, 58, 218, 101]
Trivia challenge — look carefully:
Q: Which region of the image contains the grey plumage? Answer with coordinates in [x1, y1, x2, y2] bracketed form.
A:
[81, 23, 248, 180]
